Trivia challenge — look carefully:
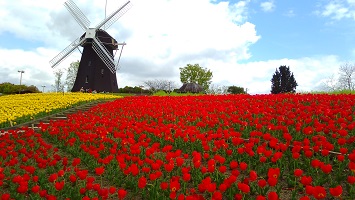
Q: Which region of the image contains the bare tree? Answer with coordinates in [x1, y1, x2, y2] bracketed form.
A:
[54, 69, 65, 92]
[206, 84, 228, 95]
[144, 79, 177, 93]
[65, 61, 79, 91]
[338, 62, 355, 90]
[321, 74, 339, 92]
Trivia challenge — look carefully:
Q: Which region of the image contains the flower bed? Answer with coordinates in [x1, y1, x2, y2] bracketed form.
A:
[0, 93, 121, 128]
[1, 94, 355, 199]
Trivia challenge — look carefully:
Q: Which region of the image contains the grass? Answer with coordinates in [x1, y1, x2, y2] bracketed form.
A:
[153, 90, 203, 96]
[302, 89, 355, 94]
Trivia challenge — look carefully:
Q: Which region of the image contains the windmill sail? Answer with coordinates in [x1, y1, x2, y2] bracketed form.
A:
[92, 37, 116, 74]
[50, 37, 85, 68]
[96, 1, 132, 30]
[64, 0, 90, 30]
[49, 0, 130, 92]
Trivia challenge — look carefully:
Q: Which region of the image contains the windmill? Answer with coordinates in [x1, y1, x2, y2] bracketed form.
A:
[49, 0, 132, 92]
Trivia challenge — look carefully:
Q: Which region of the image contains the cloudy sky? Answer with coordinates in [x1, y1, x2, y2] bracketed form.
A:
[0, 0, 354, 94]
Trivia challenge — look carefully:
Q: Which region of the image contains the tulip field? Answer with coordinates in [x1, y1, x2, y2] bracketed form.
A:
[1, 94, 355, 199]
[0, 93, 120, 128]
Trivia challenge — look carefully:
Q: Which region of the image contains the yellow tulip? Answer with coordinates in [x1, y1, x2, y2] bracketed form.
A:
[0, 93, 121, 126]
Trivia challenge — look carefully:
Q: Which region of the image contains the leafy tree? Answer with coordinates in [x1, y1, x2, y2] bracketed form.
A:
[227, 86, 247, 94]
[0, 82, 39, 94]
[271, 65, 297, 94]
[118, 86, 149, 94]
[66, 61, 80, 91]
[26, 85, 40, 93]
[180, 64, 213, 91]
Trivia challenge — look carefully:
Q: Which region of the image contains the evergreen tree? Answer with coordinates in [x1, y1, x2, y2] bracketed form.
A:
[271, 66, 297, 94]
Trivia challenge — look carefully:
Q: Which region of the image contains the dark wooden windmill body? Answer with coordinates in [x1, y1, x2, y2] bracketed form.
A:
[72, 30, 119, 92]
[49, 0, 131, 92]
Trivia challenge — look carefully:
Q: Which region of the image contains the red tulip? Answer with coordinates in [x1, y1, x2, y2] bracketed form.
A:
[138, 176, 147, 189]
[267, 177, 278, 187]
[32, 185, 40, 193]
[117, 189, 127, 199]
[256, 195, 266, 200]
[55, 181, 64, 191]
[268, 191, 279, 200]
[238, 182, 250, 193]
[69, 174, 77, 183]
[348, 176, 355, 184]
[249, 170, 258, 181]
[329, 185, 342, 197]
[258, 179, 267, 188]
[72, 158, 81, 166]
[212, 191, 222, 200]
[230, 161, 238, 169]
[300, 176, 313, 186]
[160, 182, 168, 190]
[294, 169, 303, 177]
[321, 164, 332, 174]
[95, 166, 105, 176]
[267, 168, 280, 179]
[312, 186, 326, 199]
[239, 162, 247, 171]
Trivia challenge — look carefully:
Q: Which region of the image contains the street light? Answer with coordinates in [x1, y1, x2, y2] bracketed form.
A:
[42, 85, 46, 93]
[18, 70, 24, 85]
[139, 85, 144, 94]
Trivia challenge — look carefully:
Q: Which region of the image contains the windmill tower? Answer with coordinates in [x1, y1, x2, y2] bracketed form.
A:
[50, 0, 131, 92]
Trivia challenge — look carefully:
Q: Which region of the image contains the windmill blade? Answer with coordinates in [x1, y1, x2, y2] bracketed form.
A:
[64, 0, 90, 31]
[92, 37, 116, 74]
[115, 43, 126, 70]
[95, 1, 132, 30]
[50, 37, 86, 68]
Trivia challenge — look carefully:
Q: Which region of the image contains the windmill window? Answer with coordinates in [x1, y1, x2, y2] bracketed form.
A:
[101, 69, 104, 75]
[85, 76, 89, 83]
[88, 61, 92, 66]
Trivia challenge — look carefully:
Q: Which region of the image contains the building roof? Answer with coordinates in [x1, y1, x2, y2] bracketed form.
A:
[178, 83, 203, 93]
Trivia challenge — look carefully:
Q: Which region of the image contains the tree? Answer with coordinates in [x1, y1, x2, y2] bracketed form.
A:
[144, 79, 177, 93]
[206, 84, 228, 94]
[321, 74, 339, 92]
[0, 82, 40, 94]
[180, 64, 213, 91]
[54, 69, 65, 92]
[227, 86, 247, 94]
[65, 61, 80, 91]
[338, 62, 355, 91]
[271, 65, 297, 94]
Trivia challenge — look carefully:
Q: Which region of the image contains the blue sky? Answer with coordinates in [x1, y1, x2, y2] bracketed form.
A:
[0, 0, 354, 93]
[246, 0, 355, 62]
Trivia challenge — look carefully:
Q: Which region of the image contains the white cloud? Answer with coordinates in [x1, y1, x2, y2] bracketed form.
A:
[0, 0, 346, 94]
[0, 0, 259, 91]
[319, 1, 355, 20]
[207, 55, 341, 94]
[260, 1, 275, 12]
[284, 9, 296, 17]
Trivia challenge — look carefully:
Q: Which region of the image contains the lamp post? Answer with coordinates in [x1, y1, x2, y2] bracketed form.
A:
[42, 85, 46, 93]
[18, 70, 24, 94]
[139, 85, 144, 94]
[18, 70, 24, 85]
